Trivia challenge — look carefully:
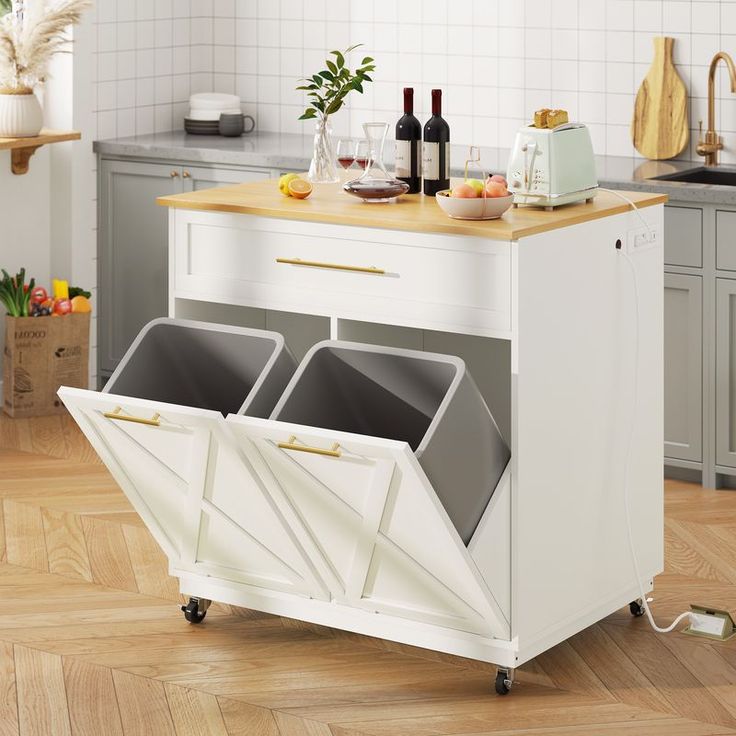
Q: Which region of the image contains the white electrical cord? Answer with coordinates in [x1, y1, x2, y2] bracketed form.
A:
[600, 187, 693, 634]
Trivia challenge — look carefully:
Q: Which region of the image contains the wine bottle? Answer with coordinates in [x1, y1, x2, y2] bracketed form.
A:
[422, 89, 450, 196]
[395, 87, 422, 194]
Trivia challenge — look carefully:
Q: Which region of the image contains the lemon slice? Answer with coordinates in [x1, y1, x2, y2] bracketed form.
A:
[288, 178, 313, 199]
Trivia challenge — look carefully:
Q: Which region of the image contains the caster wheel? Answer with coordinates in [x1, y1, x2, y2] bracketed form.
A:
[495, 670, 512, 695]
[181, 597, 208, 624]
[629, 600, 645, 617]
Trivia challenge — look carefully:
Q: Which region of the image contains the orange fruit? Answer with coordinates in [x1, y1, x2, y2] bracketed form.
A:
[287, 178, 313, 199]
[71, 295, 92, 313]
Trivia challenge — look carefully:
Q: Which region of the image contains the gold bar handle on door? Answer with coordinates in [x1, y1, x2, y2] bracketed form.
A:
[277, 435, 341, 458]
[276, 257, 385, 275]
[103, 406, 161, 427]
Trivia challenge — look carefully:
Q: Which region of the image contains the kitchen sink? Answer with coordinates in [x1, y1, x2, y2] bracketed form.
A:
[650, 166, 736, 186]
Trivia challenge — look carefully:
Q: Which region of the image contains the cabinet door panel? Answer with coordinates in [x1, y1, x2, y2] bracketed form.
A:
[99, 160, 180, 374]
[664, 273, 702, 462]
[716, 279, 736, 467]
[716, 211, 736, 271]
[664, 205, 702, 268]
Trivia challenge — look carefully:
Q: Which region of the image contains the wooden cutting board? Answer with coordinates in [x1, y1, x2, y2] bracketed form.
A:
[631, 36, 689, 160]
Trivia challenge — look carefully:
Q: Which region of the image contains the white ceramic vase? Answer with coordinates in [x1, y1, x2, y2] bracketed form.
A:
[0, 88, 43, 137]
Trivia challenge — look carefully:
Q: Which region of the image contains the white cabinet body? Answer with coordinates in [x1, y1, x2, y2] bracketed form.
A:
[66, 202, 665, 670]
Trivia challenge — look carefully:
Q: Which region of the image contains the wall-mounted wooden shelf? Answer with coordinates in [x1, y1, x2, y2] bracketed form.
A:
[0, 129, 81, 175]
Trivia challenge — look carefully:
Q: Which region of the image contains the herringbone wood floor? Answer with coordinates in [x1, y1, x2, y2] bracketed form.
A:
[1, 413, 736, 735]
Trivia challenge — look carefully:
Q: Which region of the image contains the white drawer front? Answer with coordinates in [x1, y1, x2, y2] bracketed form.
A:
[174, 213, 512, 336]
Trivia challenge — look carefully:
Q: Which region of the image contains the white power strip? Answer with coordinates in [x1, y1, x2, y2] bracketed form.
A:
[627, 225, 660, 253]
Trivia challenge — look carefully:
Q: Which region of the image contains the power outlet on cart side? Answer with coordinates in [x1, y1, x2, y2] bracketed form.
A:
[627, 226, 660, 254]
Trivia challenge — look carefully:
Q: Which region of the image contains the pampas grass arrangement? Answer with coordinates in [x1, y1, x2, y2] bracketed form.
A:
[0, 0, 90, 92]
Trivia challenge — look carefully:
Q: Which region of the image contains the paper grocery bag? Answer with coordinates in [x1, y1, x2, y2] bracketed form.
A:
[3, 313, 91, 418]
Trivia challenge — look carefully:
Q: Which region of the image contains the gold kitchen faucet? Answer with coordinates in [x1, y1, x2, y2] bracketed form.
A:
[696, 52, 736, 166]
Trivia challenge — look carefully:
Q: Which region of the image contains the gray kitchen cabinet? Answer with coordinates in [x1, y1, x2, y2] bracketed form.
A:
[99, 160, 182, 377]
[716, 279, 736, 468]
[663, 273, 702, 462]
[98, 159, 272, 379]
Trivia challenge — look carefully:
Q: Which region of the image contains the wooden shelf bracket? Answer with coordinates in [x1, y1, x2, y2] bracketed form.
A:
[10, 145, 41, 175]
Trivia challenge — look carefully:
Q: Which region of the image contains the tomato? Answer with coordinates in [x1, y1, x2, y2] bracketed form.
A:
[53, 299, 72, 316]
[30, 286, 48, 304]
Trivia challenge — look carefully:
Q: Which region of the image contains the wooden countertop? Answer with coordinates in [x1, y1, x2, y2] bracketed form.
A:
[157, 175, 667, 241]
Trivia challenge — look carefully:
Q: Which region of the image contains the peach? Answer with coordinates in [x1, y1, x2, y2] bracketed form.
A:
[485, 181, 509, 198]
[490, 174, 507, 185]
[452, 183, 478, 198]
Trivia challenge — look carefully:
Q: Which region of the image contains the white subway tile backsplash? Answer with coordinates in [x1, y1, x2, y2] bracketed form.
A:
[691, 33, 720, 66]
[606, 1, 634, 32]
[525, 58, 551, 90]
[116, 79, 136, 108]
[552, 60, 578, 91]
[579, 60, 606, 91]
[551, 30, 578, 61]
[214, 17, 235, 45]
[552, 0, 578, 30]
[634, 0, 661, 32]
[606, 62, 634, 94]
[663, 1, 692, 33]
[90, 0, 732, 164]
[579, 29, 606, 61]
[579, 0, 606, 30]
[691, 1, 719, 33]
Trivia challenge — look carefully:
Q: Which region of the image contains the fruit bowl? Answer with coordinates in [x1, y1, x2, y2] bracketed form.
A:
[435, 191, 514, 220]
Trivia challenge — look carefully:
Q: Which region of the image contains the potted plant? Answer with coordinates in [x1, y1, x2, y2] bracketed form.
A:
[297, 45, 375, 183]
[0, 0, 89, 138]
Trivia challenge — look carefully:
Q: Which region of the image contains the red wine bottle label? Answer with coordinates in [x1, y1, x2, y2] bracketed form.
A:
[421, 141, 449, 180]
[395, 139, 420, 178]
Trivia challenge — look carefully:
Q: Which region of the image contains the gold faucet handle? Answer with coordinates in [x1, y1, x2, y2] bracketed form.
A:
[698, 120, 703, 143]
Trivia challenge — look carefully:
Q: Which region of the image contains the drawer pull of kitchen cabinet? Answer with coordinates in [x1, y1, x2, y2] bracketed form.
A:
[182, 171, 191, 179]
[103, 406, 161, 427]
[277, 435, 342, 458]
[276, 257, 385, 275]
[170, 170, 179, 178]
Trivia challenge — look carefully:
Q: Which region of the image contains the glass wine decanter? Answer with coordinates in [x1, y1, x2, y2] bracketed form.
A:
[343, 122, 410, 202]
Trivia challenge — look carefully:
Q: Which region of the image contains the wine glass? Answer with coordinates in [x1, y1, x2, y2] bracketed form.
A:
[354, 139, 370, 170]
[335, 139, 355, 170]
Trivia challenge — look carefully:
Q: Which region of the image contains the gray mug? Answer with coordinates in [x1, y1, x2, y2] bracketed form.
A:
[219, 113, 256, 137]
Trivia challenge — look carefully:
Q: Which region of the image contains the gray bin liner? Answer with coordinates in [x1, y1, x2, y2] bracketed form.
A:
[104, 318, 297, 418]
[271, 340, 510, 544]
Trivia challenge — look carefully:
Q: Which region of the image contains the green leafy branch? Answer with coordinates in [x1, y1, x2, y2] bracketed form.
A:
[296, 44, 375, 121]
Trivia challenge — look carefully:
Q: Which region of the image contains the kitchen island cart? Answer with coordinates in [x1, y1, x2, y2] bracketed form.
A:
[61, 180, 667, 693]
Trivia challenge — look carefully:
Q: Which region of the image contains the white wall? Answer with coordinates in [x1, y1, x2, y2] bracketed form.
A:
[216, 0, 736, 162]
[0, 9, 98, 396]
[0, 150, 52, 390]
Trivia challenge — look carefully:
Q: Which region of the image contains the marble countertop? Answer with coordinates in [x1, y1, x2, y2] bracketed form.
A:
[94, 131, 736, 206]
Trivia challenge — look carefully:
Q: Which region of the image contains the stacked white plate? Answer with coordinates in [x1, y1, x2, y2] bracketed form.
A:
[185, 93, 242, 134]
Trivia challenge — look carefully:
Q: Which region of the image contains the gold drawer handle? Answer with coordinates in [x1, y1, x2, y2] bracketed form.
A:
[104, 406, 161, 427]
[276, 257, 385, 275]
[278, 435, 341, 458]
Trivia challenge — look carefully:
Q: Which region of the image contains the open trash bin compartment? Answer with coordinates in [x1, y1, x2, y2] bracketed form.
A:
[271, 340, 510, 544]
[105, 318, 296, 418]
